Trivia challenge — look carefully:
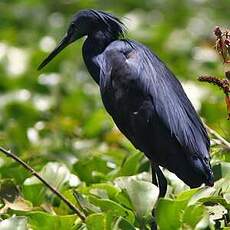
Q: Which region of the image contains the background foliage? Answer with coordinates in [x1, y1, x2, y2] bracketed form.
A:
[0, 0, 229, 229]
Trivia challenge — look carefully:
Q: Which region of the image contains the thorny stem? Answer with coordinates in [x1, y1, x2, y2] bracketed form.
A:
[204, 124, 230, 150]
[0, 146, 86, 222]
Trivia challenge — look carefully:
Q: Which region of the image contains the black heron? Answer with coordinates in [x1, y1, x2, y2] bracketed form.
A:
[38, 9, 214, 198]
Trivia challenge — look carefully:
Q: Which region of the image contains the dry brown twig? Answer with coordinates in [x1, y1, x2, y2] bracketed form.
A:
[198, 26, 230, 119]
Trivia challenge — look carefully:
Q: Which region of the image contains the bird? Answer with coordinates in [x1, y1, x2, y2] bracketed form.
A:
[38, 9, 214, 198]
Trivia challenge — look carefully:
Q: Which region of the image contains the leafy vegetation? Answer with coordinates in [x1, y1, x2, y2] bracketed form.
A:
[0, 0, 229, 229]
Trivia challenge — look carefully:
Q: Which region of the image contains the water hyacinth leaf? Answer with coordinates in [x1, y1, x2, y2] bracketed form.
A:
[182, 205, 206, 229]
[188, 187, 216, 206]
[116, 152, 143, 177]
[73, 156, 110, 183]
[16, 211, 77, 230]
[24, 162, 79, 189]
[0, 216, 28, 230]
[88, 183, 120, 200]
[113, 216, 136, 230]
[176, 188, 200, 202]
[198, 196, 230, 209]
[73, 191, 101, 214]
[115, 190, 133, 210]
[88, 196, 135, 224]
[156, 199, 188, 230]
[114, 175, 158, 219]
[85, 213, 107, 230]
[125, 179, 159, 219]
[22, 183, 45, 206]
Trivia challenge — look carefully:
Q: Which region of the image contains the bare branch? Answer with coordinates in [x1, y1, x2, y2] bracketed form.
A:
[204, 124, 230, 151]
[0, 147, 86, 222]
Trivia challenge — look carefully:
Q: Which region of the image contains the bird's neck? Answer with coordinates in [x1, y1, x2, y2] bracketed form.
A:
[83, 31, 115, 84]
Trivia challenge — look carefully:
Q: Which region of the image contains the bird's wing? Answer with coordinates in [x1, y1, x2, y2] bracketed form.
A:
[99, 40, 210, 159]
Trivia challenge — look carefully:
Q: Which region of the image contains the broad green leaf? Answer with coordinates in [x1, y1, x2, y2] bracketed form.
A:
[73, 191, 101, 214]
[156, 198, 188, 230]
[125, 179, 159, 219]
[115, 190, 133, 210]
[198, 196, 230, 209]
[73, 156, 110, 183]
[182, 205, 206, 229]
[22, 183, 45, 206]
[113, 216, 136, 230]
[114, 176, 158, 220]
[16, 211, 77, 230]
[116, 152, 143, 177]
[176, 188, 200, 202]
[24, 162, 79, 189]
[0, 216, 28, 230]
[89, 183, 120, 200]
[89, 196, 135, 224]
[86, 213, 107, 230]
[188, 187, 216, 205]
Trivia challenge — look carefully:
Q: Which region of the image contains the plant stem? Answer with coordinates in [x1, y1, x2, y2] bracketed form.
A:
[0, 146, 86, 221]
[204, 124, 230, 150]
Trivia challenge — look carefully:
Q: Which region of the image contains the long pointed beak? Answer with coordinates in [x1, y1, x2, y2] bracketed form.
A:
[38, 35, 71, 70]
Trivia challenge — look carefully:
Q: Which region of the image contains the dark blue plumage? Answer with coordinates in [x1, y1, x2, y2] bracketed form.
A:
[38, 9, 214, 196]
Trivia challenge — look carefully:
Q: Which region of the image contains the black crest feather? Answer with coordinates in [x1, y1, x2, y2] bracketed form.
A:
[89, 9, 126, 38]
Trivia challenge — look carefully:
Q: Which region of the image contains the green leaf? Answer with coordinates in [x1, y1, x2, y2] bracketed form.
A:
[0, 216, 28, 230]
[86, 213, 107, 230]
[73, 156, 110, 184]
[113, 216, 136, 230]
[125, 179, 159, 219]
[115, 190, 133, 210]
[89, 196, 135, 224]
[22, 183, 45, 206]
[73, 191, 101, 214]
[156, 198, 188, 230]
[182, 205, 206, 229]
[116, 152, 143, 177]
[114, 175, 158, 221]
[188, 187, 216, 206]
[16, 211, 77, 230]
[176, 188, 200, 202]
[24, 162, 79, 189]
[89, 183, 120, 200]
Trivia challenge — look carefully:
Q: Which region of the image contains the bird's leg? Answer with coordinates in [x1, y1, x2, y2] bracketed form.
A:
[155, 166, 167, 198]
[151, 163, 167, 198]
[150, 163, 168, 230]
[151, 163, 158, 186]
[150, 163, 158, 230]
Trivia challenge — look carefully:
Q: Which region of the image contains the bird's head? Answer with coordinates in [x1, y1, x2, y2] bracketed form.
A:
[38, 9, 125, 70]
